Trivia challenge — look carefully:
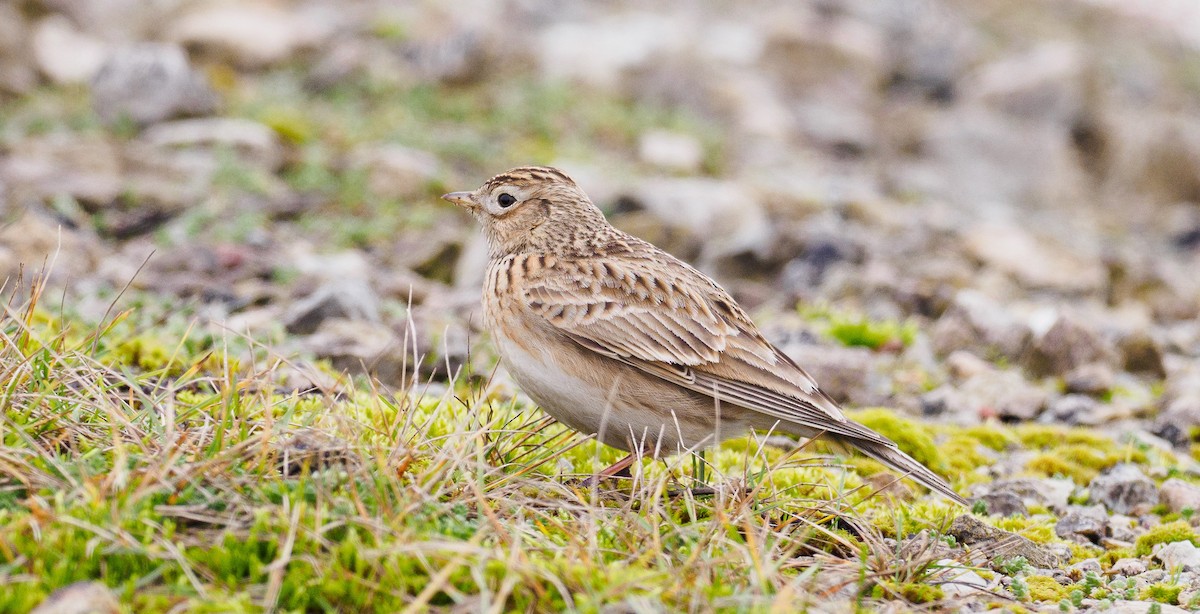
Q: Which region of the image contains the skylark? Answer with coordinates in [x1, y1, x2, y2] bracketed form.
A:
[443, 166, 966, 504]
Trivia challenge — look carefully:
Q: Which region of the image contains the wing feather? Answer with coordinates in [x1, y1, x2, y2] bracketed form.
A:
[521, 254, 849, 427]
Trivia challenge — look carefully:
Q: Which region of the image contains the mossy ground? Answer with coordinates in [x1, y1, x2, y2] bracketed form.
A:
[3, 284, 1199, 613]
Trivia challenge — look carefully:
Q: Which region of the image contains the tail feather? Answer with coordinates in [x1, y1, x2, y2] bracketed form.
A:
[833, 435, 969, 506]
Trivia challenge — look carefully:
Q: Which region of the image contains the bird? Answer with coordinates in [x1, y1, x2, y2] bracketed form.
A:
[442, 166, 966, 505]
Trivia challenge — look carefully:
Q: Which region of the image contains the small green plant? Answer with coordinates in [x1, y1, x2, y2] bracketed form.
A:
[1142, 583, 1183, 605]
[996, 556, 1032, 576]
[1135, 521, 1200, 556]
[801, 306, 918, 350]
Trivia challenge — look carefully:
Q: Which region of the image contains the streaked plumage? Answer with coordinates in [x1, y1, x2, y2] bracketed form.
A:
[443, 166, 966, 504]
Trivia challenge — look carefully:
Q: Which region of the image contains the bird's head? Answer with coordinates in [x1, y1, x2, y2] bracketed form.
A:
[443, 166, 605, 257]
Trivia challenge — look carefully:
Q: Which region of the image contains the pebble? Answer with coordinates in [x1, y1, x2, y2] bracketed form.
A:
[91, 43, 218, 126]
[1089, 464, 1158, 515]
[1160, 478, 1200, 513]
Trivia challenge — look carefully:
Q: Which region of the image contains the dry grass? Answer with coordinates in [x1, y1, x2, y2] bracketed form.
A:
[0, 274, 1026, 612]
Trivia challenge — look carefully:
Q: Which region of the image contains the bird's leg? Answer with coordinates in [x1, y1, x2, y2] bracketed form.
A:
[582, 453, 637, 487]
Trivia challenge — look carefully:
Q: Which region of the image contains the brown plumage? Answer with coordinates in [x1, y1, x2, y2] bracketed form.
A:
[443, 166, 966, 505]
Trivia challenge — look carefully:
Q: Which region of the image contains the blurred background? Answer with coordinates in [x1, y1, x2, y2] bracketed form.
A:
[2, 0, 1200, 440]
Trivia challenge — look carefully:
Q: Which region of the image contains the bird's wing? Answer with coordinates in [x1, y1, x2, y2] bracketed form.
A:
[520, 253, 891, 442]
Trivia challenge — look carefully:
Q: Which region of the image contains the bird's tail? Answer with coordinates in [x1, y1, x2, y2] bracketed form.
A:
[830, 435, 969, 506]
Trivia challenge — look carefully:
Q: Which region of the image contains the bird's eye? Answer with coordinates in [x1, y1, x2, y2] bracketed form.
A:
[497, 193, 517, 208]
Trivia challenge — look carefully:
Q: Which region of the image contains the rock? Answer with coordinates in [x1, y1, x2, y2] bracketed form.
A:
[1109, 558, 1148, 577]
[620, 177, 771, 268]
[0, 3, 36, 94]
[638, 130, 704, 173]
[30, 581, 119, 614]
[1024, 314, 1118, 378]
[971, 478, 1075, 511]
[302, 320, 406, 386]
[32, 15, 109, 84]
[776, 343, 884, 407]
[536, 12, 688, 88]
[930, 290, 1031, 361]
[1067, 558, 1102, 580]
[284, 280, 381, 335]
[1064, 362, 1115, 396]
[1160, 478, 1200, 513]
[1119, 330, 1167, 379]
[91, 43, 218, 126]
[878, 0, 977, 101]
[1055, 505, 1108, 544]
[948, 514, 1061, 569]
[945, 350, 993, 380]
[962, 222, 1104, 293]
[931, 559, 989, 599]
[957, 369, 1049, 422]
[0, 211, 98, 284]
[974, 491, 1026, 517]
[168, 3, 335, 68]
[1047, 394, 1104, 426]
[1102, 601, 1189, 614]
[1089, 464, 1157, 514]
[348, 144, 440, 200]
[965, 41, 1085, 126]
[139, 118, 284, 171]
[1, 136, 124, 218]
[1154, 541, 1200, 572]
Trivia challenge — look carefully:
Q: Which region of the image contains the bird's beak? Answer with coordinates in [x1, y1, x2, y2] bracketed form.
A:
[441, 191, 476, 208]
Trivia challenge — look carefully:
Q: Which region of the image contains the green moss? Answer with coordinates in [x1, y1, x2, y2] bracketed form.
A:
[1135, 521, 1200, 556]
[1141, 583, 1183, 605]
[1025, 576, 1071, 602]
[940, 437, 994, 475]
[1015, 425, 1114, 450]
[874, 581, 944, 604]
[826, 317, 916, 350]
[1067, 542, 1104, 564]
[847, 409, 945, 474]
[1026, 453, 1098, 484]
[994, 516, 1056, 544]
[1099, 547, 1137, 568]
[956, 425, 1018, 452]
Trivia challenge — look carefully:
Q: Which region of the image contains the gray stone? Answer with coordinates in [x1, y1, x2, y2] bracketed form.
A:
[302, 320, 406, 386]
[1109, 557, 1148, 577]
[0, 3, 35, 94]
[284, 280, 381, 335]
[167, 2, 336, 68]
[1025, 314, 1118, 378]
[1047, 394, 1103, 426]
[932, 559, 989, 599]
[140, 118, 284, 171]
[1102, 601, 1189, 614]
[622, 177, 771, 268]
[1154, 541, 1200, 572]
[958, 369, 1049, 422]
[91, 43, 218, 126]
[930, 289, 1031, 361]
[965, 41, 1085, 126]
[638, 130, 704, 173]
[971, 478, 1075, 511]
[32, 15, 109, 84]
[975, 491, 1026, 517]
[1160, 478, 1200, 514]
[962, 222, 1104, 294]
[30, 581, 119, 614]
[1064, 362, 1115, 396]
[1067, 558, 1102, 580]
[1055, 505, 1107, 544]
[1089, 464, 1158, 514]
